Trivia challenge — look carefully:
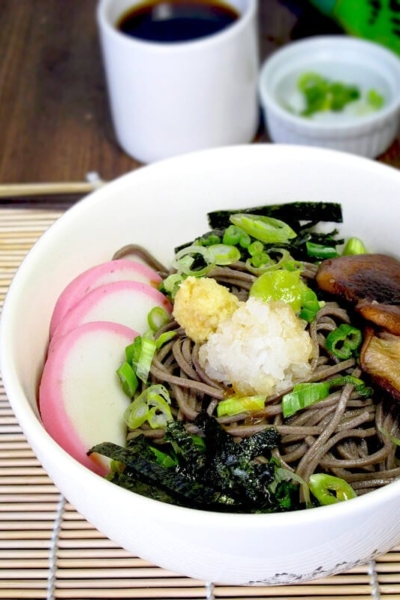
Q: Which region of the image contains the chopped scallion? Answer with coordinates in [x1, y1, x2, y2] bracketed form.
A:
[124, 397, 149, 429]
[273, 467, 311, 508]
[309, 473, 357, 505]
[124, 385, 172, 430]
[206, 243, 241, 265]
[217, 395, 265, 417]
[155, 330, 177, 349]
[247, 252, 271, 269]
[282, 376, 371, 418]
[230, 214, 297, 244]
[148, 307, 170, 332]
[282, 382, 330, 418]
[248, 241, 264, 256]
[135, 337, 157, 383]
[199, 233, 221, 247]
[222, 225, 252, 248]
[149, 446, 178, 468]
[299, 287, 321, 323]
[246, 248, 292, 276]
[325, 324, 362, 359]
[125, 337, 142, 368]
[162, 273, 184, 298]
[222, 225, 242, 246]
[342, 237, 367, 256]
[306, 241, 338, 259]
[172, 245, 216, 277]
[367, 89, 384, 110]
[116, 361, 138, 398]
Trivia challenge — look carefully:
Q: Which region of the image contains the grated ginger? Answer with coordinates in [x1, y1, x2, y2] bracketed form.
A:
[172, 276, 241, 344]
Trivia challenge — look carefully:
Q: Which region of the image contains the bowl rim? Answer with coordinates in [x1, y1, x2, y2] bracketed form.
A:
[259, 35, 400, 133]
[3, 143, 400, 530]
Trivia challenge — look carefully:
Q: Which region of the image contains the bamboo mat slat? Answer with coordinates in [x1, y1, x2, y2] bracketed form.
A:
[1, 202, 400, 600]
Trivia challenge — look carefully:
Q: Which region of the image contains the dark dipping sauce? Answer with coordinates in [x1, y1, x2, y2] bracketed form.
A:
[117, 0, 240, 43]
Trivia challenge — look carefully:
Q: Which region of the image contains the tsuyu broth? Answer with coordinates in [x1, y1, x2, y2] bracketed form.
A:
[116, 0, 240, 43]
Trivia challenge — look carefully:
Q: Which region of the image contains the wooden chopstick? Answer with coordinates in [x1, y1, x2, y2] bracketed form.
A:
[0, 181, 105, 199]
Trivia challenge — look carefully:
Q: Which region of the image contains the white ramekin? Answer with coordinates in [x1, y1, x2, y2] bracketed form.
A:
[259, 36, 400, 158]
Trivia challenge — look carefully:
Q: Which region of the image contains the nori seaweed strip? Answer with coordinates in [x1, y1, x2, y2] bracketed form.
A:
[89, 441, 238, 510]
[195, 412, 280, 460]
[107, 471, 182, 505]
[165, 421, 206, 478]
[207, 201, 343, 230]
[174, 204, 344, 262]
[193, 414, 281, 509]
[90, 420, 296, 511]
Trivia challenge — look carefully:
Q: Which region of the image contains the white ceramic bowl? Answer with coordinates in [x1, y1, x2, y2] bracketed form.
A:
[259, 36, 400, 158]
[3, 145, 400, 585]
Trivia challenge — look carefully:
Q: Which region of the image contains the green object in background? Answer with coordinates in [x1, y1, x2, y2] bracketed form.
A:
[311, 0, 400, 55]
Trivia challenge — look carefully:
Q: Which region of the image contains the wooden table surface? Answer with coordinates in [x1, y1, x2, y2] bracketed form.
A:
[1, 0, 400, 187]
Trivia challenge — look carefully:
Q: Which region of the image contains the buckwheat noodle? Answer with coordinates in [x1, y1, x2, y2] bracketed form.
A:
[116, 248, 400, 499]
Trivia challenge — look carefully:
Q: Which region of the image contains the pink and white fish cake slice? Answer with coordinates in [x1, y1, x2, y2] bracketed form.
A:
[50, 259, 162, 336]
[51, 280, 172, 344]
[39, 321, 138, 475]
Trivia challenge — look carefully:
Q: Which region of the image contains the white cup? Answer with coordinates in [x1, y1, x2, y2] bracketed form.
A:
[97, 0, 259, 163]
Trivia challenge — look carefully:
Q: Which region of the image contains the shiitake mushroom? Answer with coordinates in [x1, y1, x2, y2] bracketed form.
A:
[316, 253, 400, 399]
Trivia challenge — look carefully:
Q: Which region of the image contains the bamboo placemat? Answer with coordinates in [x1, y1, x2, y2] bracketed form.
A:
[2, 205, 400, 600]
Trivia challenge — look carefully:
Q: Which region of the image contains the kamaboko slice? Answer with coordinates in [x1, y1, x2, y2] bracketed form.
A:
[50, 280, 172, 344]
[39, 321, 138, 475]
[50, 259, 162, 336]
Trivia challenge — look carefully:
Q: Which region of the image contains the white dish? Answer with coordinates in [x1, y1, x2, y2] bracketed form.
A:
[259, 36, 400, 158]
[2, 144, 400, 585]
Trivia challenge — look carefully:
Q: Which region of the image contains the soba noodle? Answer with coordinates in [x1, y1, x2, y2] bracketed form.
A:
[113, 247, 400, 500]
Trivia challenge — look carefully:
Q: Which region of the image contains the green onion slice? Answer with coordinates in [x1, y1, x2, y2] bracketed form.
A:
[230, 214, 297, 244]
[222, 225, 242, 246]
[155, 330, 177, 349]
[282, 376, 371, 418]
[198, 233, 221, 247]
[162, 273, 184, 298]
[284, 259, 304, 272]
[217, 395, 265, 417]
[273, 467, 311, 508]
[135, 337, 157, 383]
[367, 89, 384, 110]
[297, 72, 361, 116]
[172, 245, 215, 277]
[124, 385, 172, 430]
[342, 237, 368, 256]
[206, 243, 241, 265]
[282, 382, 330, 418]
[309, 473, 357, 505]
[148, 307, 170, 332]
[124, 398, 149, 429]
[325, 324, 362, 360]
[246, 248, 291, 276]
[116, 361, 138, 398]
[299, 287, 321, 323]
[248, 241, 264, 256]
[306, 241, 338, 259]
[125, 337, 142, 366]
[149, 446, 178, 468]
